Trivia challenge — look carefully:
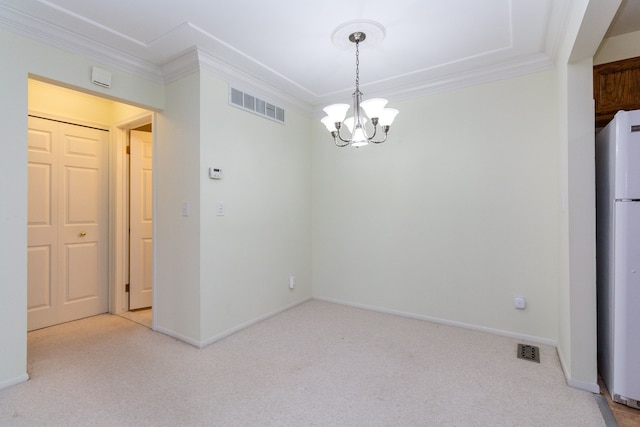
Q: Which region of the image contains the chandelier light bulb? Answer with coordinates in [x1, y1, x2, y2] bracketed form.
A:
[321, 116, 337, 132]
[378, 108, 399, 127]
[360, 98, 388, 120]
[322, 103, 350, 125]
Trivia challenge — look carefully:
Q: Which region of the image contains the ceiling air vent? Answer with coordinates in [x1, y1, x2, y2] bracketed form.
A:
[229, 87, 285, 124]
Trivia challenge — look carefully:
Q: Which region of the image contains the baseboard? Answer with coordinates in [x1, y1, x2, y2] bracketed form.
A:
[568, 378, 600, 394]
[314, 297, 607, 393]
[199, 297, 313, 348]
[313, 296, 557, 347]
[154, 297, 313, 349]
[153, 325, 203, 348]
[0, 373, 29, 391]
[557, 349, 600, 393]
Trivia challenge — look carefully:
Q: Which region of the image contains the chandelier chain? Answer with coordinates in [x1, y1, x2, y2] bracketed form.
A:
[355, 37, 360, 92]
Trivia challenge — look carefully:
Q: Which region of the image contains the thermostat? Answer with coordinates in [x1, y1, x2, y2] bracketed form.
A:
[209, 167, 223, 179]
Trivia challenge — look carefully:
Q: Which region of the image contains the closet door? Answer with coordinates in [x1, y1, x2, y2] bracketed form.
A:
[27, 118, 59, 329]
[27, 116, 109, 331]
[129, 130, 153, 309]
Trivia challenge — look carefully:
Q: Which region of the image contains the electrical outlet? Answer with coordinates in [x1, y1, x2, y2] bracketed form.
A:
[514, 296, 526, 309]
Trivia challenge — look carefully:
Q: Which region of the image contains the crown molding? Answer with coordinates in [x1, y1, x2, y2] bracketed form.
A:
[0, 4, 162, 83]
[0, 3, 313, 117]
[543, 0, 573, 65]
[160, 48, 201, 85]
[311, 53, 554, 117]
[160, 47, 313, 117]
[389, 53, 554, 103]
[197, 49, 313, 116]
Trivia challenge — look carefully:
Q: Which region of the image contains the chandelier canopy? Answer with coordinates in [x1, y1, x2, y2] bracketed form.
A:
[321, 29, 399, 148]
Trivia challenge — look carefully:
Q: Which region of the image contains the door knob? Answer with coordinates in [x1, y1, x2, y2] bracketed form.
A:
[80, 231, 87, 237]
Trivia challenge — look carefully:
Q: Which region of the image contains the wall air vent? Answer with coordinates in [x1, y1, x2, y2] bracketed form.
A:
[229, 87, 285, 124]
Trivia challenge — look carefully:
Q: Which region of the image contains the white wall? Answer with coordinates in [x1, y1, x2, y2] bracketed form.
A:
[28, 79, 149, 127]
[0, 29, 164, 389]
[555, 0, 620, 392]
[312, 70, 560, 343]
[154, 73, 203, 344]
[0, 31, 29, 390]
[198, 71, 312, 343]
[29, 79, 114, 124]
[153, 69, 312, 346]
[594, 30, 640, 65]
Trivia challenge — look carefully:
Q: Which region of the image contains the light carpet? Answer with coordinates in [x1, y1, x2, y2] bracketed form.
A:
[117, 308, 152, 329]
[1, 300, 605, 426]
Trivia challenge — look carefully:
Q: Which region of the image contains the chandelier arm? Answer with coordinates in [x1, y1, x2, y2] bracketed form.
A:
[336, 127, 352, 144]
[330, 127, 350, 146]
[366, 124, 378, 141]
[369, 127, 390, 144]
[369, 135, 388, 144]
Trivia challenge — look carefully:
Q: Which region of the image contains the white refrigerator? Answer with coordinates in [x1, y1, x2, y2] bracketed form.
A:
[596, 109, 640, 409]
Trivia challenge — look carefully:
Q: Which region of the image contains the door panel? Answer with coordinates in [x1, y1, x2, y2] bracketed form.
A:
[27, 119, 59, 330]
[129, 130, 153, 309]
[27, 246, 52, 309]
[65, 242, 99, 300]
[65, 167, 99, 223]
[27, 116, 108, 330]
[28, 163, 52, 224]
[59, 124, 108, 323]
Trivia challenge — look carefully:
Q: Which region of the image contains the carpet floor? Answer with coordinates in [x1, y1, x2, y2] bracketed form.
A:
[1, 300, 605, 426]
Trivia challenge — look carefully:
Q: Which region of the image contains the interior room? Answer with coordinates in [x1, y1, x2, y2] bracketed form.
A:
[1, 0, 639, 424]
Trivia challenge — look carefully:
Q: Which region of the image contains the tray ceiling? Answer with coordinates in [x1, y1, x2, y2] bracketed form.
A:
[0, 0, 635, 110]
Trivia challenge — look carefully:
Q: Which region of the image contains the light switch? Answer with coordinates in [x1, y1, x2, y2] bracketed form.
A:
[216, 201, 225, 216]
[181, 201, 190, 217]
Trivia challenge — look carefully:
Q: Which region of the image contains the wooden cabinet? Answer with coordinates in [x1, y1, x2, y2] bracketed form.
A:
[594, 56, 640, 128]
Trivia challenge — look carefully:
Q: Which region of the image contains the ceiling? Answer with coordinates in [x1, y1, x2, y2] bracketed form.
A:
[605, 0, 640, 38]
[0, 0, 635, 111]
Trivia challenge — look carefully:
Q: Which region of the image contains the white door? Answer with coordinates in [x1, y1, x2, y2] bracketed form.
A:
[27, 116, 109, 331]
[129, 130, 153, 309]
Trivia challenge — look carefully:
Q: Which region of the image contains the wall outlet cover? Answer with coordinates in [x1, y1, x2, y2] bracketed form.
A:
[514, 297, 526, 309]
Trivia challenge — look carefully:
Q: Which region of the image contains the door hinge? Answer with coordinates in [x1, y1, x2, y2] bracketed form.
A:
[126, 145, 130, 155]
[125, 284, 130, 292]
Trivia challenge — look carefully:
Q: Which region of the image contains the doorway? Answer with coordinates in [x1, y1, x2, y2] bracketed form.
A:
[27, 78, 154, 331]
[122, 125, 154, 328]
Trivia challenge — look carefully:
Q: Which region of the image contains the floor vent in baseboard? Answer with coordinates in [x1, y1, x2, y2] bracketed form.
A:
[229, 87, 285, 124]
[517, 343, 540, 363]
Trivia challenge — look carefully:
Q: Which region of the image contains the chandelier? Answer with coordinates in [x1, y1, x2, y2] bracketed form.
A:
[321, 30, 399, 148]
